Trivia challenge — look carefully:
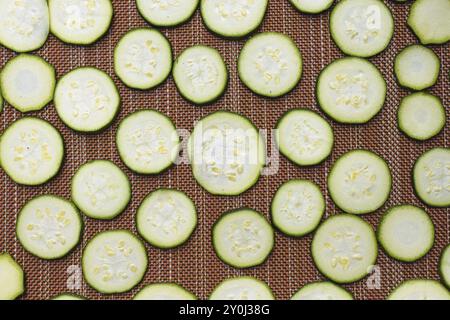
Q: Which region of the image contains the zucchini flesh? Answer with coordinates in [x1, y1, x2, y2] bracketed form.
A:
[209, 277, 275, 300]
[440, 245, 450, 288]
[136, 0, 199, 27]
[388, 280, 450, 300]
[290, 0, 334, 14]
[134, 283, 197, 300]
[291, 282, 353, 300]
[0, 253, 24, 300]
[52, 293, 86, 300]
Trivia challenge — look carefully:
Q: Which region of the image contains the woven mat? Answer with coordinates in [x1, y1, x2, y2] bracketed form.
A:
[0, 0, 448, 300]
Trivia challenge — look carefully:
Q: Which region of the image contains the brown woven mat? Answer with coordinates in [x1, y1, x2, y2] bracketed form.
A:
[0, 0, 448, 300]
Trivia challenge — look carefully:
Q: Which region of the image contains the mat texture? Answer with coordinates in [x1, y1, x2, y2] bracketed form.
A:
[0, 0, 448, 300]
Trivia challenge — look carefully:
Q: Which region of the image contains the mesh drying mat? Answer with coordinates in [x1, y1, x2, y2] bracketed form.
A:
[0, 0, 448, 300]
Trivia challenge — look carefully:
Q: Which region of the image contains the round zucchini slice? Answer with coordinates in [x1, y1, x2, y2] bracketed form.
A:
[0, 54, 56, 113]
[212, 209, 274, 269]
[17, 195, 82, 260]
[0, 0, 49, 52]
[398, 93, 445, 141]
[330, 0, 394, 57]
[271, 180, 325, 237]
[413, 148, 450, 207]
[136, 189, 197, 249]
[408, 0, 450, 45]
[201, 0, 268, 38]
[290, 0, 334, 14]
[116, 110, 180, 174]
[209, 276, 274, 300]
[291, 282, 353, 300]
[276, 109, 334, 166]
[0, 117, 64, 186]
[0, 253, 24, 300]
[316, 57, 386, 124]
[312, 214, 378, 284]
[49, 0, 113, 45]
[388, 280, 450, 300]
[114, 28, 172, 90]
[173, 45, 228, 105]
[52, 293, 86, 300]
[71, 160, 131, 220]
[188, 111, 265, 196]
[136, 0, 199, 27]
[134, 283, 197, 300]
[54, 67, 120, 132]
[328, 150, 392, 214]
[440, 244, 450, 288]
[238, 32, 302, 98]
[82, 230, 148, 294]
[378, 205, 434, 262]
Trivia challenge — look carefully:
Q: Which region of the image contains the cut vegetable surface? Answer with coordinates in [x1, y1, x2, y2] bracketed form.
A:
[440, 244, 450, 288]
[394, 45, 440, 90]
[134, 283, 197, 300]
[82, 230, 148, 294]
[188, 111, 265, 195]
[212, 209, 274, 269]
[330, 0, 394, 57]
[0, 253, 24, 300]
[0, 0, 49, 52]
[52, 293, 86, 300]
[136, 189, 197, 249]
[136, 0, 199, 27]
[290, 0, 334, 14]
[312, 214, 378, 283]
[291, 282, 353, 300]
[238, 32, 302, 97]
[0, 54, 56, 113]
[201, 0, 268, 37]
[17, 195, 82, 260]
[413, 148, 450, 207]
[407, 0, 450, 45]
[209, 277, 275, 300]
[0, 117, 64, 186]
[328, 150, 391, 214]
[114, 28, 172, 90]
[378, 205, 434, 262]
[49, 0, 113, 45]
[54, 67, 120, 132]
[388, 280, 450, 300]
[173, 45, 228, 105]
[317, 57, 386, 124]
[116, 110, 179, 174]
[398, 93, 445, 141]
[276, 109, 334, 166]
[71, 160, 131, 220]
[271, 180, 325, 237]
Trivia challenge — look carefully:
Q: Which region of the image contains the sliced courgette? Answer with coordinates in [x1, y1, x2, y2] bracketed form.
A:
[290, 0, 334, 14]
[134, 283, 197, 300]
[136, 0, 199, 27]
[440, 244, 450, 289]
[209, 276, 275, 300]
[52, 293, 86, 300]
[388, 279, 450, 300]
[0, 253, 25, 300]
[291, 281, 353, 300]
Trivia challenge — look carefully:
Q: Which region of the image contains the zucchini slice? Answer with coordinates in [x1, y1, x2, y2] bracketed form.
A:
[312, 214, 378, 284]
[116, 110, 179, 174]
[388, 280, 450, 300]
[440, 244, 450, 288]
[276, 109, 334, 166]
[209, 276, 275, 300]
[82, 230, 148, 294]
[0, 253, 24, 300]
[54, 67, 120, 132]
[398, 93, 445, 141]
[52, 293, 86, 300]
[114, 28, 172, 90]
[188, 111, 265, 196]
[136, 0, 199, 27]
[0, 0, 49, 52]
[290, 0, 334, 14]
[212, 209, 274, 269]
[17, 195, 83, 260]
[49, 0, 113, 45]
[71, 160, 131, 220]
[201, 0, 268, 38]
[408, 0, 450, 45]
[173, 45, 228, 105]
[413, 148, 450, 207]
[291, 282, 353, 300]
[134, 283, 197, 300]
[0, 54, 56, 113]
[330, 0, 394, 57]
[394, 45, 440, 91]
[136, 189, 197, 249]
[271, 180, 325, 237]
[328, 150, 392, 214]
[316, 57, 386, 124]
[378, 205, 434, 262]
[238, 32, 302, 98]
[0, 117, 64, 186]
